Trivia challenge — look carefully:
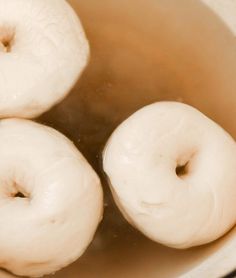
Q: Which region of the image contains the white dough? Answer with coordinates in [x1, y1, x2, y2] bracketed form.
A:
[0, 0, 89, 118]
[0, 119, 103, 277]
[103, 102, 236, 249]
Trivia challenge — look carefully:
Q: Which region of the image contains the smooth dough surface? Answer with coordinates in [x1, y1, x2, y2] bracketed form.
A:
[0, 0, 89, 118]
[103, 102, 236, 249]
[0, 119, 103, 277]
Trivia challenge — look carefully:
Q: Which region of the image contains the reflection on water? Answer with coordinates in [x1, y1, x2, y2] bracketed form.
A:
[2, 0, 236, 277]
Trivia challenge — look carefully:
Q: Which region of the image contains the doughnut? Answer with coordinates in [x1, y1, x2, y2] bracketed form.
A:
[103, 102, 236, 249]
[0, 119, 103, 277]
[0, 0, 89, 118]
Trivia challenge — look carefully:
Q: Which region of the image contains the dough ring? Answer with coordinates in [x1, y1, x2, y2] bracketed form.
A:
[0, 119, 103, 277]
[0, 0, 89, 118]
[103, 102, 236, 249]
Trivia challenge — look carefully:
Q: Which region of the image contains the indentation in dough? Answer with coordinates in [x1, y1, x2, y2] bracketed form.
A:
[141, 201, 166, 208]
[25, 260, 52, 268]
[0, 26, 15, 53]
[140, 201, 171, 216]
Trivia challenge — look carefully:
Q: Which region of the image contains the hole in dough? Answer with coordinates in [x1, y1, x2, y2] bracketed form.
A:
[10, 182, 29, 199]
[2, 40, 11, 52]
[0, 26, 15, 52]
[176, 161, 189, 177]
[14, 192, 27, 198]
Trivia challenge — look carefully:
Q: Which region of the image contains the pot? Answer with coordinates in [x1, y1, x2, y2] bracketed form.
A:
[2, 1, 236, 277]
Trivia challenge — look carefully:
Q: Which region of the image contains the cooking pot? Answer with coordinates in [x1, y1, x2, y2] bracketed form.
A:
[2, 1, 236, 277]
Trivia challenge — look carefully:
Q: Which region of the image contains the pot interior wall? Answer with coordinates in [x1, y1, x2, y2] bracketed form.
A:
[2, 1, 236, 277]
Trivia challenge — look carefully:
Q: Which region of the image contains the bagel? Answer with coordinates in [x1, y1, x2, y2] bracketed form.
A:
[0, 119, 103, 277]
[103, 102, 236, 249]
[0, 0, 89, 118]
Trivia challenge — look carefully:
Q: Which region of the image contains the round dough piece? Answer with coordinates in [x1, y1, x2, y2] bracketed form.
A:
[0, 119, 103, 277]
[0, 0, 89, 118]
[103, 102, 236, 249]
